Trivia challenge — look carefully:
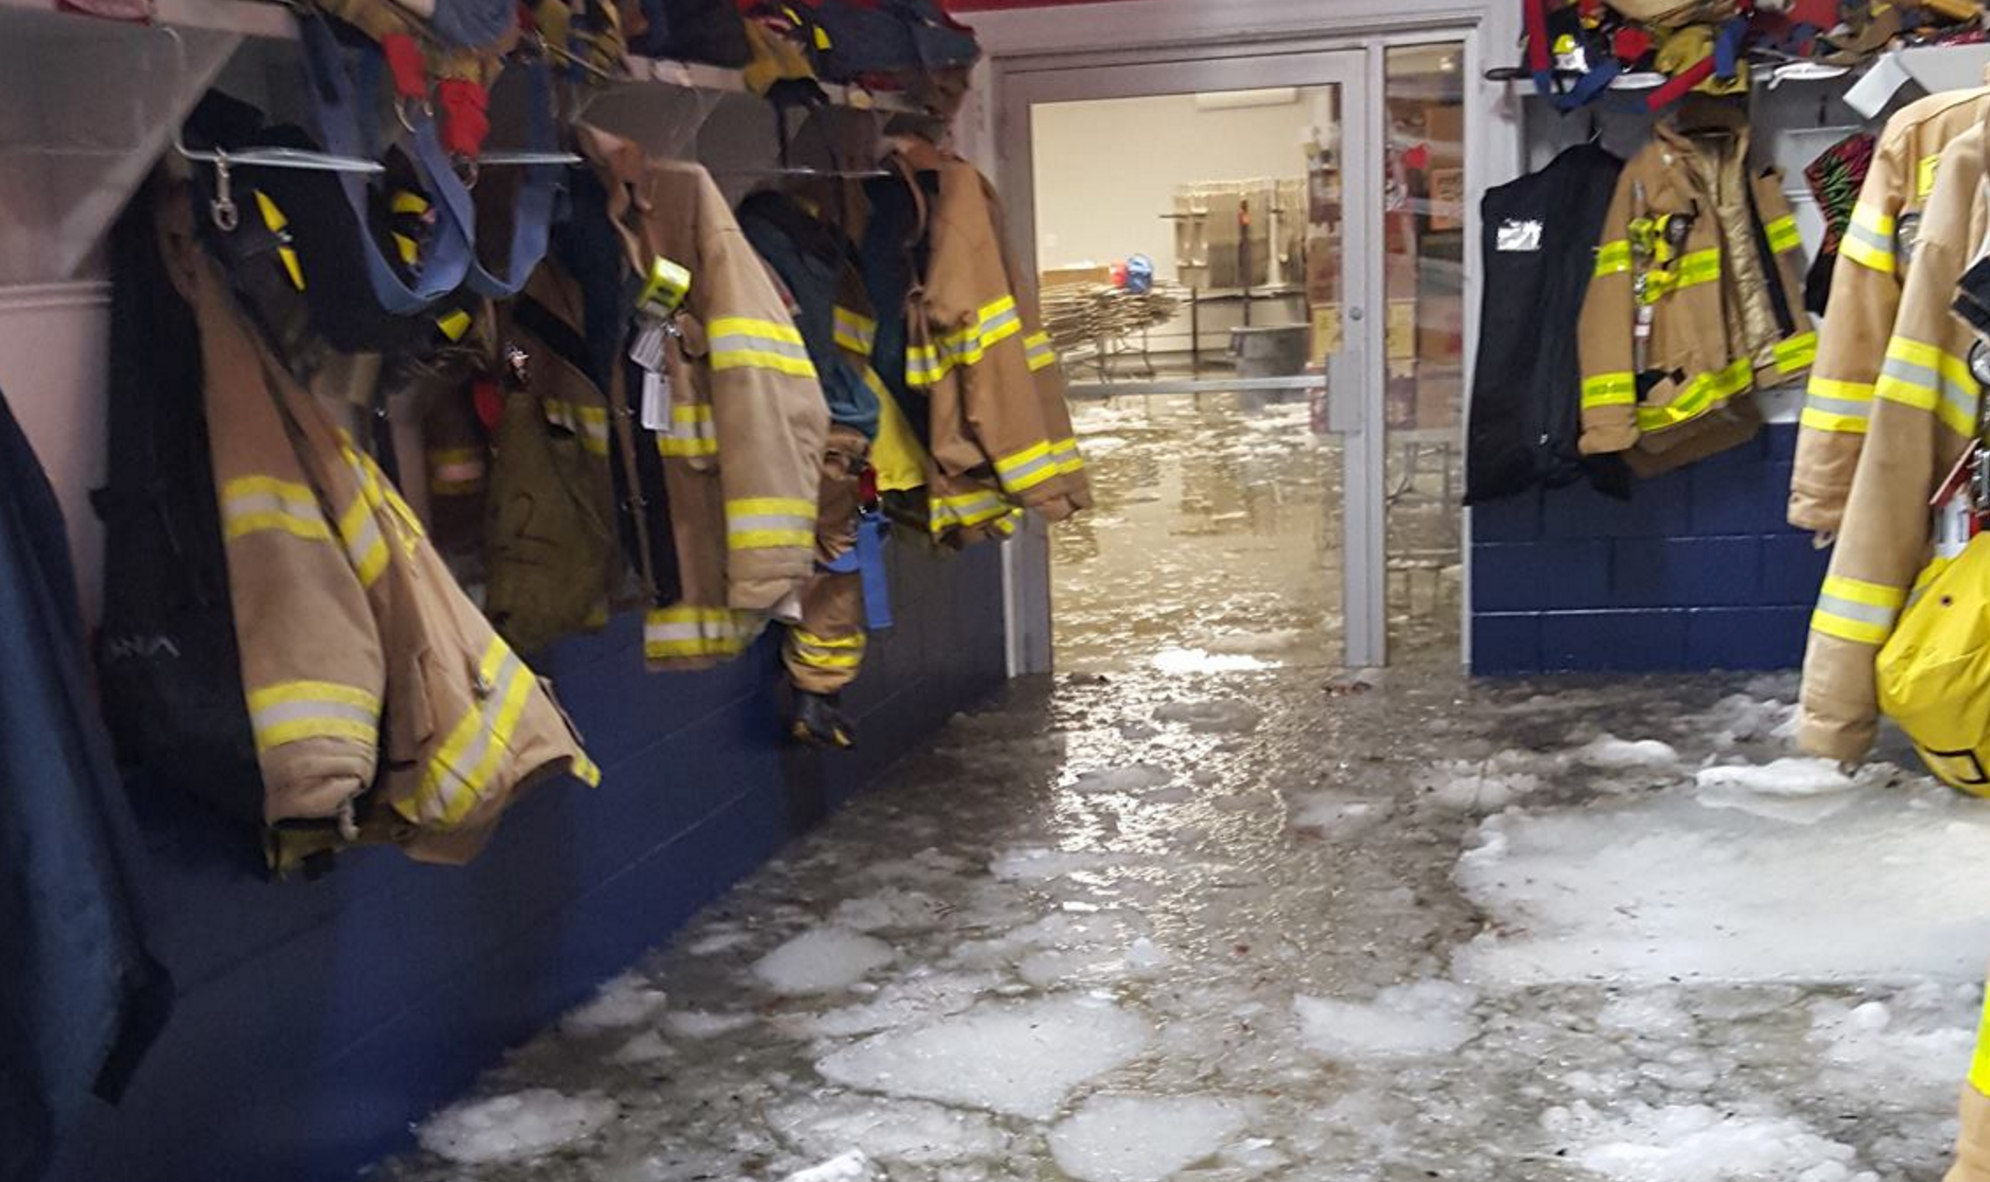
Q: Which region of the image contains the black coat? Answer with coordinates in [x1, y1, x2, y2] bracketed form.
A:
[1465, 144, 1631, 505]
[0, 389, 170, 1182]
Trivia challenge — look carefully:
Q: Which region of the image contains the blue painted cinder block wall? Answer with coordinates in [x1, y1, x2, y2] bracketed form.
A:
[48, 541, 1006, 1182]
[1471, 423, 1831, 674]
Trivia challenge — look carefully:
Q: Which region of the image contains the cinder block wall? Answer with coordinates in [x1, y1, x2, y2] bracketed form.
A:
[1471, 424, 1830, 674]
[48, 541, 1007, 1182]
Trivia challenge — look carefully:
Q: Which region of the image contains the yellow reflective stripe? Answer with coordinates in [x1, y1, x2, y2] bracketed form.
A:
[644, 606, 757, 658]
[392, 232, 419, 267]
[1810, 574, 1905, 646]
[1765, 215, 1801, 255]
[833, 306, 877, 354]
[1919, 153, 1942, 199]
[657, 436, 719, 457]
[1969, 983, 1990, 1096]
[794, 629, 864, 649]
[570, 752, 602, 787]
[1875, 337, 1979, 437]
[906, 344, 951, 386]
[929, 489, 1015, 533]
[429, 446, 486, 492]
[1581, 372, 1637, 410]
[1821, 573, 1906, 610]
[1842, 202, 1896, 274]
[727, 496, 815, 551]
[1774, 331, 1817, 374]
[252, 192, 306, 290]
[221, 476, 332, 543]
[1636, 357, 1753, 433]
[1799, 408, 1870, 435]
[1674, 248, 1721, 289]
[1050, 435, 1084, 475]
[792, 629, 866, 669]
[245, 680, 382, 755]
[1025, 331, 1058, 372]
[708, 316, 817, 379]
[542, 396, 612, 457]
[390, 191, 430, 216]
[992, 439, 1062, 494]
[1594, 240, 1632, 277]
[336, 494, 390, 588]
[406, 637, 532, 827]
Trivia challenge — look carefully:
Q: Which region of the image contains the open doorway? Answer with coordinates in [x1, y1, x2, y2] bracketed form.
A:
[1010, 41, 1469, 677]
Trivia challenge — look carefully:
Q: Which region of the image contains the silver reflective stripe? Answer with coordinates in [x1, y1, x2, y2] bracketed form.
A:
[342, 509, 384, 568]
[226, 486, 320, 521]
[978, 305, 1021, 338]
[1804, 394, 1871, 419]
[1880, 354, 1976, 420]
[1814, 593, 1898, 629]
[428, 650, 525, 818]
[646, 622, 706, 641]
[1844, 220, 1893, 256]
[999, 452, 1059, 487]
[729, 513, 814, 532]
[252, 698, 377, 733]
[709, 331, 812, 363]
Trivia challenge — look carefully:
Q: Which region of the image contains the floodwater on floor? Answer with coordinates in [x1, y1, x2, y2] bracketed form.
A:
[375, 667, 1987, 1182]
[1049, 391, 1463, 675]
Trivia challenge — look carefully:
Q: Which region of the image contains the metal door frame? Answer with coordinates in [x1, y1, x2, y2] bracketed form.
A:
[997, 45, 1389, 669]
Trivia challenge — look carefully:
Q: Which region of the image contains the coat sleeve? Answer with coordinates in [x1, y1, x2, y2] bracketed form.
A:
[185, 253, 386, 829]
[1576, 167, 1640, 456]
[696, 176, 831, 611]
[1798, 157, 1979, 763]
[1789, 135, 1907, 534]
[920, 165, 1078, 521]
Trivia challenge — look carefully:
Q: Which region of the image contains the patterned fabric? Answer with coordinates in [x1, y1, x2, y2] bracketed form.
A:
[1806, 131, 1877, 261]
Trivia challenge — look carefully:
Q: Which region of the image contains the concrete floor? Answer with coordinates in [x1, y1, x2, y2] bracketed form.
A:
[375, 666, 1984, 1182]
[372, 395, 1981, 1182]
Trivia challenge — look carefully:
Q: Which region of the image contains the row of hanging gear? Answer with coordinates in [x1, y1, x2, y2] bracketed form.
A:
[1501, 0, 1986, 113]
[90, 4, 1091, 874]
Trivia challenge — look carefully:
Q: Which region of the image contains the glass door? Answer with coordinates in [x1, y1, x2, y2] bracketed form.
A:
[1000, 49, 1385, 670]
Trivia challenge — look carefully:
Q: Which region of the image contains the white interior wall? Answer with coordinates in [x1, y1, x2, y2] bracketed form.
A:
[1029, 90, 1323, 353]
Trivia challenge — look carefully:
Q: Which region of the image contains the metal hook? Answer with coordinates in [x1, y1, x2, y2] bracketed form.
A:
[210, 155, 238, 231]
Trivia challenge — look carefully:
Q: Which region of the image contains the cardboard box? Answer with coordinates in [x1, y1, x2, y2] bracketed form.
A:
[1040, 265, 1113, 289]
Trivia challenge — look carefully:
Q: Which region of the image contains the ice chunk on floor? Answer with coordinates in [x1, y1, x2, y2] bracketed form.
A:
[1068, 765, 1174, 794]
[778, 971, 1000, 1039]
[1017, 936, 1170, 988]
[1455, 793, 1990, 984]
[1294, 980, 1477, 1061]
[1048, 1094, 1249, 1182]
[611, 1030, 673, 1064]
[831, 887, 946, 934]
[1695, 759, 1860, 825]
[815, 994, 1155, 1119]
[663, 1010, 756, 1040]
[686, 930, 754, 957]
[1806, 987, 1978, 1090]
[778, 1149, 880, 1182]
[1154, 698, 1263, 733]
[1417, 758, 1543, 812]
[754, 928, 896, 995]
[1546, 1101, 1876, 1182]
[770, 1095, 1008, 1165]
[561, 972, 668, 1035]
[416, 1089, 618, 1165]
[1572, 735, 1680, 770]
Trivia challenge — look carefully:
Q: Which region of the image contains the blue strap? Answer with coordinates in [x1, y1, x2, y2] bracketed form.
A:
[297, 15, 473, 316]
[1715, 17, 1748, 81]
[296, 16, 558, 311]
[430, 53, 562, 300]
[856, 509, 892, 630]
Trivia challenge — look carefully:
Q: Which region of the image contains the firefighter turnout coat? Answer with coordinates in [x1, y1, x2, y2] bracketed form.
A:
[576, 128, 831, 669]
[887, 137, 1091, 541]
[161, 187, 598, 868]
[1797, 121, 1990, 764]
[1789, 86, 1990, 534]
[1578, 101, 1815, 474]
